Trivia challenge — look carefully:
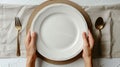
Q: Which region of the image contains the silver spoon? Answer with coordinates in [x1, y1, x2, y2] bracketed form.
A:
[95, 17, 105, 37]
[95, 17, 105, 57]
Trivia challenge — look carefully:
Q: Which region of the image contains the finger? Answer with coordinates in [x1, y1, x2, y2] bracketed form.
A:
[30, 32, 37, 47]
[82, 32, 89, 49]
[88, 30, 94, 49]
[25, 31, 31, 47]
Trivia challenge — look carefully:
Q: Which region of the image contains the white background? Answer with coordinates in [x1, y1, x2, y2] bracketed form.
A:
[0, 0, 120, 67]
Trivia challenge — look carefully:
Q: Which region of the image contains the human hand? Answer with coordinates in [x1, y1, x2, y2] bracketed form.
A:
[82, 30, 94, 62]
[25, 31, 37, 62]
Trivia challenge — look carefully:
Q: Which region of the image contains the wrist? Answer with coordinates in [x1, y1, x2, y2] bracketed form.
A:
[27, 55, 36, 63]
[83, 57, 93, 67]
[83, 56, 92, 61]
[27, 57, 35, 64]
[26, 56, 36, 67]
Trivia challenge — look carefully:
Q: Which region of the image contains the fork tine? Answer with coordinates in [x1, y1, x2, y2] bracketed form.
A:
[15, 17, 19, 26]
[15, 17, 21, 26]
[15, 17, 17, 26]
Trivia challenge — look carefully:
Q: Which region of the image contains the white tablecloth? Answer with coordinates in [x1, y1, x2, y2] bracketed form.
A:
[1, 58, 120, 67]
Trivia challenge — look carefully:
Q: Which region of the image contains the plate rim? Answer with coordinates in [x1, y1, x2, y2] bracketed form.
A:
[26, 0, 92, 63]
[31, 3, 88, 61]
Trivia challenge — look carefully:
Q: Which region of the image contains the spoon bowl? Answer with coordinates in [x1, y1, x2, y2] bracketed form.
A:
[95, 17, 105, 30]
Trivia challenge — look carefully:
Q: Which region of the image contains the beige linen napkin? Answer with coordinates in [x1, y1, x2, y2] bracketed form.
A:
[0, 4, 36, 57]
[85, 6, 112, 58]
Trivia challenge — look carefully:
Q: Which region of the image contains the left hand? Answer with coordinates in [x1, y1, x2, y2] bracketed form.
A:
[25, 31, 37, 61]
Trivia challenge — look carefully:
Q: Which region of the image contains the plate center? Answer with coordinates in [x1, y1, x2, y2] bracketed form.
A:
[41, 13, 77, 50]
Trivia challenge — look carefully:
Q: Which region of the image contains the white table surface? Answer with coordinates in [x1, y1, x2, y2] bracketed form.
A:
[0, 0, 120, 67]
[0, 58, 120, 67]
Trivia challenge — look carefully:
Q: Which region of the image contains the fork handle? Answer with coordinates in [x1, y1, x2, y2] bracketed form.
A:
[17, 30, 21, 56]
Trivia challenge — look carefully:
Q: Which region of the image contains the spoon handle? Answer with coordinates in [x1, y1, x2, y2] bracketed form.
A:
[99, 30, 102, 41]
[97, 30, 102, 57]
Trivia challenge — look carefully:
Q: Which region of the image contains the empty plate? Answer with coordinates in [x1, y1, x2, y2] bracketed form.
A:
[30, 3, 88, 61]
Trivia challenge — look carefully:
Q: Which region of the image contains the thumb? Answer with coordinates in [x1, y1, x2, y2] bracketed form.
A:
[30, 32, 37, 47]
[82, 32, 89, 48]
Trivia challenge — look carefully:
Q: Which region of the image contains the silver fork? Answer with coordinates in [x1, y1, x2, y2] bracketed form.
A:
[15, 17, 22, 56]
[14, 6, 26, 56]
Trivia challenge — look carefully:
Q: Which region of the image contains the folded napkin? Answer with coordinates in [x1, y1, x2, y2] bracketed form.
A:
[0, 4, 36, 57]
[0, 3, 120, 59]
[85, 6, 112, 58]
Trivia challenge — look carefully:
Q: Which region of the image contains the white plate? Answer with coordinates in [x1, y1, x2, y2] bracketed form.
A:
[31, 3, 88, 61]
